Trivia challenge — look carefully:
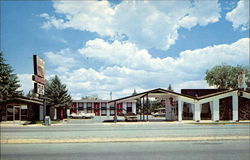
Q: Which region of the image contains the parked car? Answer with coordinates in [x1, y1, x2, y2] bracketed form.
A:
[84, 113, 95, 119]
[152, 108, 166, 117]
[124, 112, 137, 122]
[70, 112, 85, 119]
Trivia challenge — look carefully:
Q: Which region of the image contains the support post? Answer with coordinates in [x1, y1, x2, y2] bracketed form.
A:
[212, 99, 219, 122]
[209, 101, 213, 120]
[232, 94, 238, 121]
[43, 98, 47, 117]
[114, 101, 117, 122]
[146, 94, 149, 121]
[178, 100, 183, 122]
[142, 96, 145, 121]
[194, 102, 201, 122]
[139, 97, 142, 121]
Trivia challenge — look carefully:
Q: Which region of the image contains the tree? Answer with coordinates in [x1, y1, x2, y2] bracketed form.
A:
[0, 51, 23, 100]
[26, 89, 37, 98]
[205, 64, 249, 89]
[45, 75, 72, 108]
[81, 95, 99, 100]
[132, 89, 137, 96]
[167, 84, 173, 91]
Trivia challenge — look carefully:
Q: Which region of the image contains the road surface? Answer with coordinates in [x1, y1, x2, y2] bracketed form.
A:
[1, 140, 249, 160]
[1, 121, 249, 140]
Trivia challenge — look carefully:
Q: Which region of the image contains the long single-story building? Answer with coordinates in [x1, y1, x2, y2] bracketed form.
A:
[71, 99, 137, 116]
[108, 88, 250, 122]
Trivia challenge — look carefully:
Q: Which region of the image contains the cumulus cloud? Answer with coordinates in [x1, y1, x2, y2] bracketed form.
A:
[226, 0, 249, 31]
[44, 48, 77, 69]
[40, 0, 221, 50]
[45, 38, 249, 99]
[79, 38, 249, 73]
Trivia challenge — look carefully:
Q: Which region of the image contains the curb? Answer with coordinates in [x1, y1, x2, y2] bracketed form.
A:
[1, 136, 249, 144]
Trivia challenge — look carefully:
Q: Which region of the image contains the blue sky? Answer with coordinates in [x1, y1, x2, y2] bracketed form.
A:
[1, 0, 249, 99]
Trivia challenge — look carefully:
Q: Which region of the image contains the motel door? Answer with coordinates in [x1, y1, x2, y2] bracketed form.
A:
[94, 103, 100, 116]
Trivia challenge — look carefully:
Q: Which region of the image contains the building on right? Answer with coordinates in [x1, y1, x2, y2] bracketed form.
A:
[181, 89, 250, 121]
[109, 88, 250, 122]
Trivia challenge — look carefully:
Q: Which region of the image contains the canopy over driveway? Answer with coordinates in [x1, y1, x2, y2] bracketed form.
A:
[108, 88, 249, 122]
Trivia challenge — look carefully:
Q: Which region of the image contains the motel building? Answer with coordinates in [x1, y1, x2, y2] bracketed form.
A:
[71, 99, 137, 117]
[1, 88, 249, 122]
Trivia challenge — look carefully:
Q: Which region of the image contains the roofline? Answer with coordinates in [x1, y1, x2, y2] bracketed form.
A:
[108, 88, 196, 103]
[0, 96, 43, 105]
[73, 99, 110, 103]
[197, 89, 238, 100]
[108, 88, 242, 103]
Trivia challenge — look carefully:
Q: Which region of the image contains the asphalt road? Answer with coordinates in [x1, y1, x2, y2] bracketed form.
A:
[1, 121, 249, 140]
[1, 140, 249, 160]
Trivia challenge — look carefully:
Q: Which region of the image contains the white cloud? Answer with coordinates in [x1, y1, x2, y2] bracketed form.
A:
[40, 0, 221, 50]
[44, 48, 76, 68]
[79, 38, 249, 73]
[226, 0, 249, 31]
[17, 74, 33, 95]
[48, 38, 249, 99]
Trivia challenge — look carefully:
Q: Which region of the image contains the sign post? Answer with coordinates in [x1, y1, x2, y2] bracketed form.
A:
[32, 55, 47, 121]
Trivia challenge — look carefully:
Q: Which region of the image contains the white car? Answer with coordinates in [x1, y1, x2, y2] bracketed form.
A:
[70, 112, 85, 119]
[84, 113, 95, 119]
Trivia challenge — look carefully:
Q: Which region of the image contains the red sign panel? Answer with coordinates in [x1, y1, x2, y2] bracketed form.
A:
[32, 75, 46, 84]
[33, 55, 45, 78]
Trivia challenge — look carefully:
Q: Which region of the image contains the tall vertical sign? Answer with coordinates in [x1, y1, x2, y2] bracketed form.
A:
[32, 55, 47, 119]
[32, 55, 45, 95]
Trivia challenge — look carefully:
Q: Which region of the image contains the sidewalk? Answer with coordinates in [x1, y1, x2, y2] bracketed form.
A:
[1, 120, 249, 127]
[1, 136, 249, 144]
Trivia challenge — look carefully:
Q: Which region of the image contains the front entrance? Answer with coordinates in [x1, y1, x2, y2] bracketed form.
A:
[7, 105, 21, 121]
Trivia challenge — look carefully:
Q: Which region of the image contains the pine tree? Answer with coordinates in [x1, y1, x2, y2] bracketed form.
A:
[45, 75, 72, 108]
[132, 89, 137, 96]
[0, 51, 23, 100]
[26, 89, 37, 98]
[168, 84, 173, 91]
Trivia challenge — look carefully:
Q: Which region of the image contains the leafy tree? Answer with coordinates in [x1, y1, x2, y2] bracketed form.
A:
[45, 75, 72, 108]
[0, 51, 23, 100]
[167, 84, 173, 91]
[205, 64, 249, 89]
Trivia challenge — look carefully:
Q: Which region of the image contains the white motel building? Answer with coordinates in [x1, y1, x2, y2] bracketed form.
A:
[71, 99, 137, 116]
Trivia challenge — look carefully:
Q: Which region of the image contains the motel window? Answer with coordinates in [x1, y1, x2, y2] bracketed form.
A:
[78, 103, 84, 110]
[87, 103, 92, 108]
[101, 102, 107, 108]
[127, 102, 132, 107]
[110, 109, 115, 115]
[101, 110, 107, 116]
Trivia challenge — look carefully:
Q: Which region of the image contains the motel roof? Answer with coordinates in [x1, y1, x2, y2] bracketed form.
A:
[0, 96, 43, 105]
[108, 88, 247, 104]
[73, 99, 136, 103]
